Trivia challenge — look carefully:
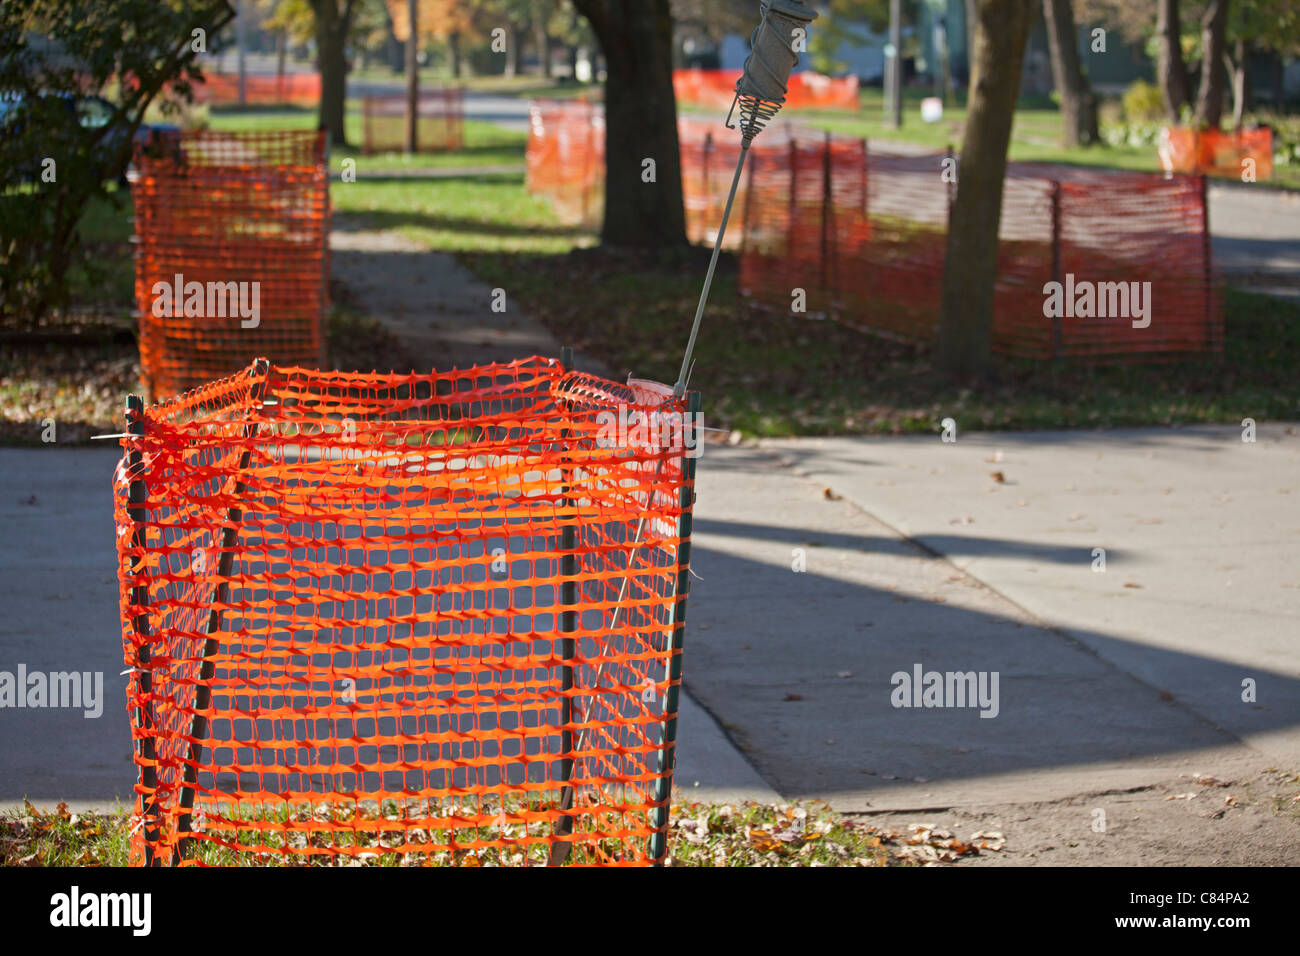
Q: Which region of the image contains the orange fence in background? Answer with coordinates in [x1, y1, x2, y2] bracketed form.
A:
[1159, 126, 1273, 180]
[674, 69, 860, 112]
[115, 357, 700, 866]
[742, 148, 1220, 358]
[527, 99, 604, 227]
[362, 88, 466, 153]
[131, 130, 329, 398]
[192, 72, 322, 107]
[526, 101, 1221, 360]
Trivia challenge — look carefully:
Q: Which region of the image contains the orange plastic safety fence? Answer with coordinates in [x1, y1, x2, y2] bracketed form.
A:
[739, 140, 1222, 358]
[362, 89, 466, 154]
[131, 130, 329, 399]
[192, 73, 323, 107]
[527, 106, 1221, 358]
[115, 358, 700, 866]
[673, 69, 860, 112]
[1159, 126, 1273, 180]
[526, 99, 605, 228]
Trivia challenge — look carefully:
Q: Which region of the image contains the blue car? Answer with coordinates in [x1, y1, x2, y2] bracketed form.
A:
[0, 91, 178, 186]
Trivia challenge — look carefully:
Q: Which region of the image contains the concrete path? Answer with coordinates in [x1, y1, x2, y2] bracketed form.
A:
[696, 425, 1297, 810]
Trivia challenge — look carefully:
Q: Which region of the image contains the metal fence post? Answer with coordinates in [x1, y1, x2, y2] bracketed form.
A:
[1200, 174, 1215, 352]
[649, 389, 701, 865]
[549, 345, 577, 865]
[821, 130, 833, 312]
[1050, 180, 1063, 359]
[174, 359, 272, 863]
[125, 394, 160, 865]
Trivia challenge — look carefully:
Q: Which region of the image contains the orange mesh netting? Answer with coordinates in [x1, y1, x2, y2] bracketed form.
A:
[362, 89, 466, 154]
[674, 69, 860, 112]
[1159, 126, 1273, 180]
[115, 358, 701, 866]
[192, 72, 323, 107]
[525, 105, 1221, 359]
[739, 140, 1221, 358]
[527, 99, 605, 228]
[131, 130, 330, 399]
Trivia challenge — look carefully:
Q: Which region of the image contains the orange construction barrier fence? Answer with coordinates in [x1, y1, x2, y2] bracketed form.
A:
[115, 357, 701, 866]
[740, 142, 1221, 359]
[131, 130, 330, 399]
[527, 99, 605, 228]
[362, 88, 466, 153]
[674, 68, 860, 112]
[1159, 126, 1273, 180]
[192, 72, 322, 107]
[525, 102, 1221, 359]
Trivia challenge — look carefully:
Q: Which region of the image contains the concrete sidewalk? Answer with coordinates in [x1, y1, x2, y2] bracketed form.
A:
[685, 424, 1297, 811]
[3, 423, 1296, 817]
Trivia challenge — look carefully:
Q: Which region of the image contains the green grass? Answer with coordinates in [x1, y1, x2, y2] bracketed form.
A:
[783, 87, 1300, 190]
[465, 245, 1300, 436]
[0, 798, 900, 867]
[331, 171, 588, 255]
[208, 106, 528, 171]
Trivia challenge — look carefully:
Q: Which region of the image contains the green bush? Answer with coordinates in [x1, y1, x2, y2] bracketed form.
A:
[1122, 80, 1166, 123]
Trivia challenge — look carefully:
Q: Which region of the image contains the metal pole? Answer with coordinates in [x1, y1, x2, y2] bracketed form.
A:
[649, 390, 700, 864]
[125, 394, 160, 866]
[674, 140, 751, 399]
[887, 0, 902, 129]
[174, 359, 271, 863]
[1200, 173, 1215, 351]
[549, 346, 577, 865]
[405, 0, 419, 154]
[236, 0, 247, 107]
[1050, 180, 1063, 359]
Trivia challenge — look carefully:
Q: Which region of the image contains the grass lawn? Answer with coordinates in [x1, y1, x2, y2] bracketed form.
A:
[784, 87, 1300, 191]
[2, 797, 971, 867]
[208, 105, 528, 172]
[5, 101, 1297, 445]
[467, 245, 1300, 435]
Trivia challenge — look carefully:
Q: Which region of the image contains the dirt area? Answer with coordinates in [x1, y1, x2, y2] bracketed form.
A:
[855, 767, 1300, 866]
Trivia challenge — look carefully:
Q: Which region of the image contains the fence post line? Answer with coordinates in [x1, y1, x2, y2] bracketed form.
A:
[319, 129, 331, 369]
[821, 130, 833, 312]
[549, 345, 577, 865]
[1200, 173, 1214, 352]
[788, 136, 799, 273]
[1050, 180, 1063, 359]
[945, 143, 955, 218]
[649, 388, 701, 865]
[861, 137, 869, 221]
[173, 359, 272, 864]
[125, 394, 160, 866]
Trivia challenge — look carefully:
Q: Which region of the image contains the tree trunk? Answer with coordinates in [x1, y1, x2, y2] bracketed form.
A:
[1225, 38, 1246, 130]
[1042, 0, 1097, 146]
[504, 24, 519, 78]
[532, 0, 552, 78]
[1157, 0, 1191, 122]
[963, 0, 976, 86]
[571, 0, 687, 248]
[449, 31, 462, 79]
[1195, 0, 1229, 128]
[313, 0, 353, 147]
[936, 0, 1036, 381]
[405, 0, 418, 153]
